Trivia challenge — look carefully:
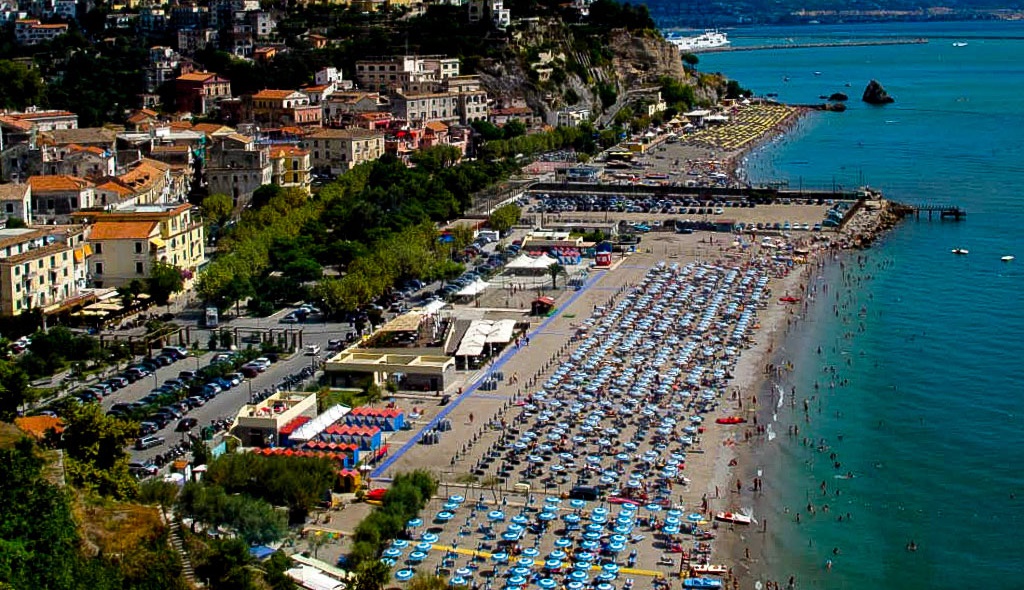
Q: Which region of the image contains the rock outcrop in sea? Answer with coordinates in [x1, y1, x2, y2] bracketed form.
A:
[828, 92, 849, 101]
[862, 80, 895, 104]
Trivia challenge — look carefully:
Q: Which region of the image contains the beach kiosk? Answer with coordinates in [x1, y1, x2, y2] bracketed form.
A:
[594, 242, 614, 267]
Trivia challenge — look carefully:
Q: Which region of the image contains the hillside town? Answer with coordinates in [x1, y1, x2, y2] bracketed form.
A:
[0, 0, 873, 589]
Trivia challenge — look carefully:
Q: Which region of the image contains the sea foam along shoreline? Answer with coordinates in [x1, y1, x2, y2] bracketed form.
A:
[700, 199, 897, 588]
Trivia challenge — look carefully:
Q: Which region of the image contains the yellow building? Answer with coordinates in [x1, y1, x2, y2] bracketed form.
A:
[74, 203, 205, 289]
[0, 225, 91, 317]
[269, 146, 312, 194]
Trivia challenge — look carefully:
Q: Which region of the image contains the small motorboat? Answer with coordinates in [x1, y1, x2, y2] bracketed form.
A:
[691, 564, 729, 576]
[683, 578, 723, 589]
[714, 511, 752, 525]
[1001, 255, 1015, 262]
[778, 295, 801, 303]
[951, 248, 969, 255]
[952, 41, 968, 47]
[715, 416, 747, 425]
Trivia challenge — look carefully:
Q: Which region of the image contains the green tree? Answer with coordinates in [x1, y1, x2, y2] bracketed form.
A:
[488, 204, 521, 236]
[147, 262, 185, 306]
[547, 262, 566, 289]
[364, 383, 383, 407]
[407, 573, 448, 590]
[353, 559, 390, 590]
[0, 60, 46, 110]
[138, 479, 180, 519]
[202, 193, 235, 227]
[56, 403, 139, 499]
[0, 360, 32, 421]
[0, 438, 84, 589]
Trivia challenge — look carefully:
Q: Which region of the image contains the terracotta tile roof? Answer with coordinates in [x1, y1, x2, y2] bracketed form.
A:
[279, 126, 307, 136]
[95, 180, 134, 197]
[7, 110, 75, 121]
[0, 115, 34, 132]
[65, 143, 108, 156]
[27, 175, 92, 192]
[89, 220, 158, 240]
[15, 416, 64, 438]
[307, 128, 383, 140]
[303, 85, 330, 93]
[252, 89, 298, 100]
[41, 128, 117, 147]
[0, 183, 30, 201]
[177, 71, 219, 83]
[424, 121, 448, 132]
[270, 146, 308, 158]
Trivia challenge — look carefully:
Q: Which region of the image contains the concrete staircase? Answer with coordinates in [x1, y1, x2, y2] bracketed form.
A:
[168, 519, 201, 587]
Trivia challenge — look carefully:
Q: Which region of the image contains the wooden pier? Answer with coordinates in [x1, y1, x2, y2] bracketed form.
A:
[909, 204, 967, 220]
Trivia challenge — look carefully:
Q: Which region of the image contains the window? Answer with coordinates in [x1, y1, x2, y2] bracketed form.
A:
[136, 262, 144, 274]
[135, 242, 143, 254]
[95, 262, 103, 274]
[4, 204, 12, 213]
[94, 243, 102, 254]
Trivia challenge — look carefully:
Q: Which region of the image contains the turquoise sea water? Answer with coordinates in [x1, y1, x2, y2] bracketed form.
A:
[702, 22, 1024, 589]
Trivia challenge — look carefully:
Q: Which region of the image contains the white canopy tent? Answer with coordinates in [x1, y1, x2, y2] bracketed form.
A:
[286, 565, 345, 590]
[455, 279, 490, 297]
[288, 404, 351, 443]
[455, 319, 517, 357]
[507, 253, 559, 272]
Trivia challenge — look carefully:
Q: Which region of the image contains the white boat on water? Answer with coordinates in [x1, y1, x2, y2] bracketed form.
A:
[665, 30, 730, 52]
[953, 42, 968, 47]
[714, 511, 752, 525]
[1001, 255, 1015, 262]
[952, 248, 969, 255]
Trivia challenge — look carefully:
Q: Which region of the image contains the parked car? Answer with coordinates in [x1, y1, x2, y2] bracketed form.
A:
[135, 435, 165, 450]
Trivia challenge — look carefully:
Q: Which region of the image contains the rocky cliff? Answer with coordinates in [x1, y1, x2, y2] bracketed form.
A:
[476, 19, 723, 126]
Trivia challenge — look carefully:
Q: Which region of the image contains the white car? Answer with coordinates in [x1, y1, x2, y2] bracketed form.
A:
[304, 344, 321, 356]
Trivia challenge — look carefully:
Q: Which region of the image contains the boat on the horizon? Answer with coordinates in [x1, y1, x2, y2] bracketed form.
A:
[665, 29, 730, 52]
[1001, 255, 1015, 262]
[714, 511, 752, 525]
[953, 41, 968, 47]
[952, 248, 969, 255]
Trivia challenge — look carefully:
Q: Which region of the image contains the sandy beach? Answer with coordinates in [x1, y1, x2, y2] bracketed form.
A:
[312, 103, 899, 590]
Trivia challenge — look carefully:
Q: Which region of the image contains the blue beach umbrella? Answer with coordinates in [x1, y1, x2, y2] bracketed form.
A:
[407, 518, 423, 528]
[421, 532, 439, 543]
[489, 510, 506, 522]
[502, 531, 521, 541]
[392, 539, 410, 549]
[380, 558, 396, 568]
[450, 495, 466, 504]
[538, 579, 558, 590]
[408, 551, 427, 562]
[509, 576, 527, 586]
[567, 582, 585, 590]
[518, 557, 535, 567]
[396, 569, 415, 581]
[544, 559, 561, 570]
[522, 547, 540, 558]
[416, 542, 433, 552]
[554, 538, 573, 548]
[383, 548, 402, 559]
[569, 499, 586, 509]
[492, 552, 509, 563]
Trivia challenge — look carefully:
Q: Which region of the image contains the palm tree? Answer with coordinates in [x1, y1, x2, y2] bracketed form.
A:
[547, 263, 566, 289]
